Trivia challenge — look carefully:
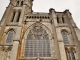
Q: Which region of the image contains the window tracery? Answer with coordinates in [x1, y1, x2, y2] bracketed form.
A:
[25, 26, 51, 57]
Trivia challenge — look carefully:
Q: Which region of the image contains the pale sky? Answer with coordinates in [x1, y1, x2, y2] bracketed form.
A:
[0, 0, 80, 29]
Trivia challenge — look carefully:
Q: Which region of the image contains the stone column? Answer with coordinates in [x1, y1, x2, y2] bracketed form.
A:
[49, 8, 67, 60]
[65, 10, 79, 60]
[9, 11, 14, 22]
[56, 28, 67, 60]
[10, 41, 19, 60]
[19, 1, 21, 6]
[58, 15, 62, 24]
[18, 5, 26, 26]
[13, 10, 19, 22]
[59, 17, 63, 24]
[10, 4, 27, 60]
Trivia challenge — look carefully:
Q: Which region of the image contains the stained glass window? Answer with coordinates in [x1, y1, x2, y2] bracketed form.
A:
[62, 31, 69, 44]
[6, 31, 14, 43]
[25, 26, 51, 57]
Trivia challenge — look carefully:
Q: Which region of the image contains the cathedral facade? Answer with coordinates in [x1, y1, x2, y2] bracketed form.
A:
[0, 0, 80, 60]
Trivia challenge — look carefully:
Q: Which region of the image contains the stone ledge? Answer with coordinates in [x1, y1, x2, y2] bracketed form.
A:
[20, 57, 57, 60]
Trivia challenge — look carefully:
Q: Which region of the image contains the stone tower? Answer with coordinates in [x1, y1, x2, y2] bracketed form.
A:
[0, 0, 80, 60]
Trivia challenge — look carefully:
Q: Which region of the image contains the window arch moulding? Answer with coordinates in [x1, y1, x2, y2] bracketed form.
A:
[21, 22, 54, 58]
[5, 28, 16, 44]
[61, 31, 70, 44]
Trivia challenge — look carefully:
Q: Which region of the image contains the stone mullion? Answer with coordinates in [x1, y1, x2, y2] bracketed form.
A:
[19, 1, 21, 6]
[7, 51, 10, 60]
[74, 51, 76, 60]
[63, 16, 66, 23]
[59, 17, 63, 24]
[18, 5, 26, 26]
[68, 52, 71, 60]
[66, 52, 69, 60]
[13, 11, 19, 22]
[68, 47, 72, 60]
[9, 11, 14, 22]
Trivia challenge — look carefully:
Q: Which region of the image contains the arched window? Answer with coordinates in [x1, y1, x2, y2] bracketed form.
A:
[6, 30, 14, 43]
[62, 31, 69, 44]
[25, 26, 51, 57]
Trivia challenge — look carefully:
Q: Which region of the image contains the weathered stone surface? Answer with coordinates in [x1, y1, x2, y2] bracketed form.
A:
[0, 0, 80, 60]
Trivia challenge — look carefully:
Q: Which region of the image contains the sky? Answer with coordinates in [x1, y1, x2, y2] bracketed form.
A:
[0, 0, 80, 29]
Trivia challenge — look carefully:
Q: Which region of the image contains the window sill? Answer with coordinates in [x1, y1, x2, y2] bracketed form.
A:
[0, 44, 13, 46]
[64, 44, 75, 47]
[20, 57, 57, 60]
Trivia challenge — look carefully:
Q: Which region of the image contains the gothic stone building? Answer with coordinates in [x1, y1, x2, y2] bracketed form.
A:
[0, 0, 80, 60]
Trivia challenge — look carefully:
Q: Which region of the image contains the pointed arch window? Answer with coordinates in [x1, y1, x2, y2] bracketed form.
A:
[62, 31, 69, 44]
[25, 26, 51, 57]
[6, 30, 14, 43]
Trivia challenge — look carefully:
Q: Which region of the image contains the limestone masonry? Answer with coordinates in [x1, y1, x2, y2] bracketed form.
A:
[0, 0, 80, 60]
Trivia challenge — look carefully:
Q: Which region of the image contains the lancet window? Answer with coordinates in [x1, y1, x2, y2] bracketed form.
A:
[62, 31, 69, 44]
[6, 30, 14, 43]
